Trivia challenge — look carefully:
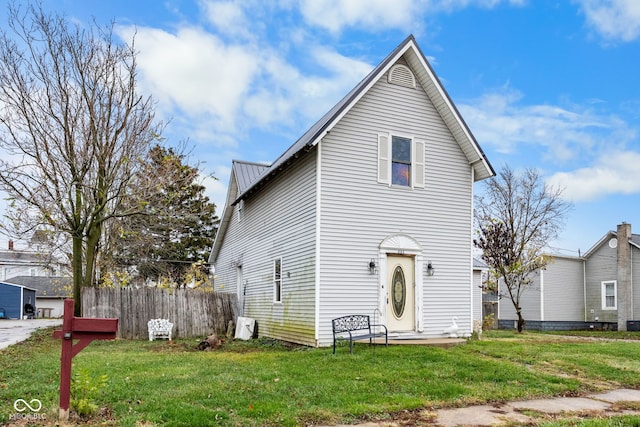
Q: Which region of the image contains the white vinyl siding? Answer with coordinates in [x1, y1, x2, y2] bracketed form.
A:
[585, 241, 618, 322]
[377, 133, 425, 189]
[317, 59, 474, 345]
[498, 277, 542, 321]
[602, 281, 617, 310]
[213, 152, 317, 346]
[499, 256, 586, 322]
[633, 246, 640, 320]
[472, 269, 484, 325]
[542, 256, 585, 321]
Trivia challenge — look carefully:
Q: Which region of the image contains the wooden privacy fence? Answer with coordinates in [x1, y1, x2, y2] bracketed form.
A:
[81, 287, 239, 340]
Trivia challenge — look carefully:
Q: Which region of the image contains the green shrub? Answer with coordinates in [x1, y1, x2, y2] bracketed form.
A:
[70, 366, 108, 417]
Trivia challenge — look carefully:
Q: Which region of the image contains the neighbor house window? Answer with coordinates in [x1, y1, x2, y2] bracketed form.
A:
[601, 280, 617, 310]
[377, 133, 425, 188]
[273, 258, 282, 303]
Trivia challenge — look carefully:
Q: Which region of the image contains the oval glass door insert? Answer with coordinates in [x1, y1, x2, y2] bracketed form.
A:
[392, 265, 406, 318]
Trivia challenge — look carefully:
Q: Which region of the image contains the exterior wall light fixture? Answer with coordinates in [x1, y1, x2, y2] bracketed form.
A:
[426, 261, 435, 276]
[369, 259, 377, 275]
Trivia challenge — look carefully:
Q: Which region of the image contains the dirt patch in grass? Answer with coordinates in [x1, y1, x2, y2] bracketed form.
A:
[2, 406, 116, 427]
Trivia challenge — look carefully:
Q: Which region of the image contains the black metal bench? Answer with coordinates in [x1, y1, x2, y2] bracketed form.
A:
[332, 315, 387, 354]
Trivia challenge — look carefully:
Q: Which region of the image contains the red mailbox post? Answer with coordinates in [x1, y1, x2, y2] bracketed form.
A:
[53, 299, 118, 420]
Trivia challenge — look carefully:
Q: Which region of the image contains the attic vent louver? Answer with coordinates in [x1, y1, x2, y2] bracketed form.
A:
[388, 64, 415, 88]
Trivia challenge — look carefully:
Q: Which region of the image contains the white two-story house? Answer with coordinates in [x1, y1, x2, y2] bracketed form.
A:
[210, 35, 495, 346]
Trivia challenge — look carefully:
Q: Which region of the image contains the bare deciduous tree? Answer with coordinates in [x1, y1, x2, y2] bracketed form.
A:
[474, 165, 572, 332]
[0, 3, 162, 314]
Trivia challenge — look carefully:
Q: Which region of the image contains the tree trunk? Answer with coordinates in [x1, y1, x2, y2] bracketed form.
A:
[72, 233, 83, 316]
[516, 309, 526, 333]
[85, 223, 102, 288]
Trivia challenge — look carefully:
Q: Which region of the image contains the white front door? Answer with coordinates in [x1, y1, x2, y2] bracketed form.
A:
[386, 255, 415, 332]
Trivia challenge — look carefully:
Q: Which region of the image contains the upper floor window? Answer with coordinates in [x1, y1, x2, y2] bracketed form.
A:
[392, 136, 411, 186]
[378, 133, 424, 188]
[601, 280, 617, 310]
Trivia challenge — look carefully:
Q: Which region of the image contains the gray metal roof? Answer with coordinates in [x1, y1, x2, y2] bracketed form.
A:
[473, 258, 489, 269]
[4, 276, 71, 298]
[233, 160, 270, 193]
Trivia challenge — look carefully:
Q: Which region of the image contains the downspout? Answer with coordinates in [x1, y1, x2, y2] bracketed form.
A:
[583, 259, 587, 321]
[540, 269, 544, 322]
[20, 286, 24, 319]
[469, 168, 475, 333]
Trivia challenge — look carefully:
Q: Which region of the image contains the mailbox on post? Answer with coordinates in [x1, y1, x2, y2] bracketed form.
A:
[53, 299, 118, 420]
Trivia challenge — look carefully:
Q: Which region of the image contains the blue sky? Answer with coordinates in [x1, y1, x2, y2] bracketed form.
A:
[1, 0, 639, 256]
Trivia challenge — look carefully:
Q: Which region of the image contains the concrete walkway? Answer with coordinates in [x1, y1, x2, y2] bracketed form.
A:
[0, 319, 63, 350]
[436, 388, 640, 426]
[330, 388, 640, 426]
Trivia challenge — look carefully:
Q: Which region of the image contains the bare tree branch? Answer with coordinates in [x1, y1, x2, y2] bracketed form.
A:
[474, 165, 573, 332]
[0, 2, 162, 314]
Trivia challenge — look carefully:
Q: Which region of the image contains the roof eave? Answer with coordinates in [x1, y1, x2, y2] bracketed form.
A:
[209, 171, 240, 264]
[232, 35, 420, 204]
[402, 40, 495, 181]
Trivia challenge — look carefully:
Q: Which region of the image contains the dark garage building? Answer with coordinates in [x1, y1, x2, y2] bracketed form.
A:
[0, 281, 37, 319]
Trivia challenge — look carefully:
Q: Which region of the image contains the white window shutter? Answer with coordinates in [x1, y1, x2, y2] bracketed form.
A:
[413, 139, 425, 188]
[377, 134, 390, 184]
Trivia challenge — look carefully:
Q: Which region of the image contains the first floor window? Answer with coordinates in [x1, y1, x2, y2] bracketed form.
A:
[274, 258, 282, 303]
[601, 280, 617, 310]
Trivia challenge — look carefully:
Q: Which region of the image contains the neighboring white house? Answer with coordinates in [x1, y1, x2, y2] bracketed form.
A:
[209, 35, 495, 347]
[473, 257, 489, 328]
[0, 240, 67, 281]
[498, 222, 640, 331]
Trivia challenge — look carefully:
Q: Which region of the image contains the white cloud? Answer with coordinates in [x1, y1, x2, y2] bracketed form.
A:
[438, 0, 525, 9]
[458, 88, 633, 162]
[576, 0, 640, 42]
[299, 0, 420, 34]
[200, 1, 253, 39]
[242, 47, 372, 129]
[116, 5, 374, 211]
[299, 0, 525, 33]
[117, 25, 258, 133]
[547, 151, 640, 202]
[200, 167, 230, 211]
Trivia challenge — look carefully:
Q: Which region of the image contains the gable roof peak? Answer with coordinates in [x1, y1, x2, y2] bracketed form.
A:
[231, 35, 494, 205]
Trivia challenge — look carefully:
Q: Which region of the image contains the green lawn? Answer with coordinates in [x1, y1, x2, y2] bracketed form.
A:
[2, 330, 640, 426]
